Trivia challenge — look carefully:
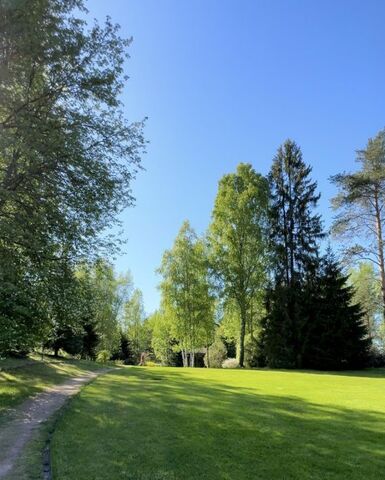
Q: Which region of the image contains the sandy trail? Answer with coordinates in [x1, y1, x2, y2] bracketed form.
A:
[0, 369, 110, 478]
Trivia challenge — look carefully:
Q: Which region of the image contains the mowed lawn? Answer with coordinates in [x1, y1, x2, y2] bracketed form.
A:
[52, 367, 385, 480]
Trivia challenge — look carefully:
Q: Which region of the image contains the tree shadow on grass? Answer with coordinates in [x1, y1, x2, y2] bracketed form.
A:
[0, 357, 99, 417]
[52, 367, 385, 480]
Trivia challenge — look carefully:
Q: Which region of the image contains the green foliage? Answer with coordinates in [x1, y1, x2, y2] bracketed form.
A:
[144, 360, 157, 367]
[243, 334, 262, 368]
[111, 331, 135, 364]
[158, 221, 215, 367]
[263, 141, 324, 368]
[302, 253, 370, 370]
[262, 251, 371, 370]
[208, 163, 269, 367]
[0, 0, 144, 354]
[204, 336, 227, 368]
[123, 289, 150, 363]
[268, 140, 324, 285]
[349, 262, 382, 340]
[96, 350, 111, 364]
[81, 323, 99, 361]
[148, 311, 177, 365]
[331, 129, 385, 321]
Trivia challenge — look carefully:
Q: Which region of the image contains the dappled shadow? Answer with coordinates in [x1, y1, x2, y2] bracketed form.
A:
[52, 367, 385, 480]
[0, 357, 101, 418]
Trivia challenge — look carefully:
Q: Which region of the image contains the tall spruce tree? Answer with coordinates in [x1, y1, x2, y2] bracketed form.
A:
[269, 140, 324, 285]
[262, 140, 324, 368]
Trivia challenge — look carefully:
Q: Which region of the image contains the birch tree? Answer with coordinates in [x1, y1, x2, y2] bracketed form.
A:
[158, 221, 214, 367]
[208, 163, 269, 368]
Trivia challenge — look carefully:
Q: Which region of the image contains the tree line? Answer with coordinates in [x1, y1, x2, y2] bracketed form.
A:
[0, 0, 147, 360]
[1, 0, 384, 370]
[152, 135, 385, 370]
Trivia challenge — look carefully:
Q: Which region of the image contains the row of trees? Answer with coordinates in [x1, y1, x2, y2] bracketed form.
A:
[152, 133, 385, 370]
[43, 260, 150, 363]
[0, 0, 146, 357]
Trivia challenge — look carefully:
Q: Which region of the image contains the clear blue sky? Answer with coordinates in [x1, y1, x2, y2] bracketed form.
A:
[87, 0, 385, 314]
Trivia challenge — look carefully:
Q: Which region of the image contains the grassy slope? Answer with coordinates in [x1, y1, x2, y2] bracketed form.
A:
[0, 355, 104, 419]
[52, 367, 385, 480]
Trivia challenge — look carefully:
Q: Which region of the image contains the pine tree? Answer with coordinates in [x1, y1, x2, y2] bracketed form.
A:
[331, 129, 385, 322]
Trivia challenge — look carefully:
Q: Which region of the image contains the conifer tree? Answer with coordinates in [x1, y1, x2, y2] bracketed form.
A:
[331, 129, 385, 322]
[301, 251, 370, 370]
[262, 140, 324, 368]
[269, 140, 324, 285]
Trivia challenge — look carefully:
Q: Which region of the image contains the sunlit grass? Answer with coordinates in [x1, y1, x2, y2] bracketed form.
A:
[0, 355, 104, 417]
[52, 367, 385, 480]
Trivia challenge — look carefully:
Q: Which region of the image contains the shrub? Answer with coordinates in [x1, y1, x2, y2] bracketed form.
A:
[204, 338, 227, 368]
[222, 358, 239, 369]
[145, 360, 158, 367]
[96, 349, 111, 363]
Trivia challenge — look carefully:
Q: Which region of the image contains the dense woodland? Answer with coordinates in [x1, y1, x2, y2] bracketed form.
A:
[1, 0, 385, 370]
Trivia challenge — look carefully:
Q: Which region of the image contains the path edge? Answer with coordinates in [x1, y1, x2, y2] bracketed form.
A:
[42, 367, 115, 480]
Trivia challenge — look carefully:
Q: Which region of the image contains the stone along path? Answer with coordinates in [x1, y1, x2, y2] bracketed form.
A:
[0, 369, 111, 478]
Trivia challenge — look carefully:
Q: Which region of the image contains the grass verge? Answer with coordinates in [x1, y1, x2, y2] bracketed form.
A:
[0, 354, 105, 419]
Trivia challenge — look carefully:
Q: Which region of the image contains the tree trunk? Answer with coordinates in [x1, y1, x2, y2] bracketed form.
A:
[181, 349, 187, 367]
[206, 345, 210, 368]
[239, 303, 247, 368]
[374, 188, 385, 323]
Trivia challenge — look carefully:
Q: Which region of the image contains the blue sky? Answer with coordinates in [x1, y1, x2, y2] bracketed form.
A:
[88, 0, 385, 314]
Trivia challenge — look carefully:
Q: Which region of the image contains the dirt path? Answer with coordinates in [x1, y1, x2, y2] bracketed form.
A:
[0, 369, 111, 479]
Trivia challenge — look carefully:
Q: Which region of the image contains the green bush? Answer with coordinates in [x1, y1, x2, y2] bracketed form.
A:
[204, 338, 227, 368]
[96, 350, 111, 363]
[145, 360, 158, 367]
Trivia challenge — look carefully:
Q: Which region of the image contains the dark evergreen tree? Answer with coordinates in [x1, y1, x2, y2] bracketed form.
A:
[46, 327, 83, 357]
[111, 330, 135, 364]
[260, 285, 300, 368]
[81, 323, 99, 361]
[262, 140, 324, 368]
[301, 251, 370, 370]
[268, 140, 324, 285]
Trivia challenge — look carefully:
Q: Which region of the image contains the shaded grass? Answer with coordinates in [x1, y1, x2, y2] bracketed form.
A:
[0, 355, 104, 419]
[52, 367, 385, 480]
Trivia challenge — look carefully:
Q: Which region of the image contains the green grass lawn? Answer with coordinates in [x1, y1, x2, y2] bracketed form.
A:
[51, 367, 385, 480]
[0, 355, 104, 419]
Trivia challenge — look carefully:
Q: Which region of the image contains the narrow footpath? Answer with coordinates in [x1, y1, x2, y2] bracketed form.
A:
[0, 369, 111, 478]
